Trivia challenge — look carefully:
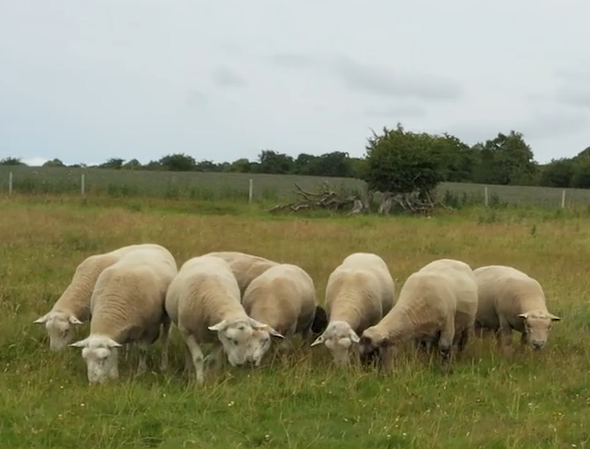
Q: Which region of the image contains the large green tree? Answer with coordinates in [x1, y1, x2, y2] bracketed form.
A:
[362, 123, 444, 196]
[539, 158, 574, 188]
[158, 153, 196, 171]
[476, 131, 538, 185]
[255, 150, 295, 174]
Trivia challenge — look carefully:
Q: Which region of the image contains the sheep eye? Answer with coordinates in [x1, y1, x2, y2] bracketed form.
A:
[230, 338, 238, 346]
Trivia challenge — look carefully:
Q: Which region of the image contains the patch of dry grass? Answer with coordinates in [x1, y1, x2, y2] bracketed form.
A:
[1, 196, 590, 448]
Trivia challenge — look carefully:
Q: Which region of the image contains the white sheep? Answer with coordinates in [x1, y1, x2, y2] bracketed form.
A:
[358, 258, 478, 372]
[242, 263, 317, 366]
[205, 251, 279, 296]
[34, 243, 165, 351]
[69, 244, 178, 384]
[474, 264, 561, 350]
[164, 255, 280, 384]
[310, 252, 396, 366]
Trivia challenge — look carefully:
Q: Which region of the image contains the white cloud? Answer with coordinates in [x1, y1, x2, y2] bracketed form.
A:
[21, 157, 48, 167]
[1, 0, 589, 165]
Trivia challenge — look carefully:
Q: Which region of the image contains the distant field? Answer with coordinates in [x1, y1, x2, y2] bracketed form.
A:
[0, 165, 588, 208]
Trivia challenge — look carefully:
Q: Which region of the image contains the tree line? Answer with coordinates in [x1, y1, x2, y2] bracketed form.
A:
[2, 123, 589, 190]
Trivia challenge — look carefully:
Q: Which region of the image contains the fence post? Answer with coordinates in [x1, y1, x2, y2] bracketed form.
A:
[248, 179, 253, 203]
[484, 186, 488, 207]
[8, 171, 13, 196]
[81, 173, 86, 196]
[561, 189, 566, 208]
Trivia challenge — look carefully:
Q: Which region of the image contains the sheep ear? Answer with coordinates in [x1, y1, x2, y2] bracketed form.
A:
[310, 334, 325, 347]
[208, 320, 227, 332]
[69, 316, 83, 325]
[69, 338, 89, 348]
[549, 314, 561, 321]
[349, 329, 360, 344]
[248, 317, 267, 329]
[517, 313, 528, 319]
[33, 314, 50, 324]
[267, 327, 285, 339]
[106, 338, 122, 348]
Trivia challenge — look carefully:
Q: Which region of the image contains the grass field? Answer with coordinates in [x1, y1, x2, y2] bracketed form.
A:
[1, 165, 590, 209]
[2, 195, 590, 448]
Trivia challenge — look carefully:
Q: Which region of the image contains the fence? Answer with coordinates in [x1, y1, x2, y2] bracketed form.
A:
[1, 167, 589, 209]
[7, 173, 248, 202]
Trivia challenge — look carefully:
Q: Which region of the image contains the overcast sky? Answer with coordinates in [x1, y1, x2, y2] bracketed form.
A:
[1, 0, 589, 166]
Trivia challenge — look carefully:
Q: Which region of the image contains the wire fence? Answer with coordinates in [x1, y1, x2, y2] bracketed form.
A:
[1, 166, 589, 209]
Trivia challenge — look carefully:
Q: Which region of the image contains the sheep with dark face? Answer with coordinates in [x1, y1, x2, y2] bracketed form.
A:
[474, 265, 561, 351]
[359, 259, 478, 373]
[310, 252, 396, 366]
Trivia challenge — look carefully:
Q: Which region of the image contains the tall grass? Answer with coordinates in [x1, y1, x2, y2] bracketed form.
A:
[2, 196, 590, 447]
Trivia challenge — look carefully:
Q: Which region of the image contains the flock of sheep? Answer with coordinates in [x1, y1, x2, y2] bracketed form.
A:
[33, 243, 562, 384]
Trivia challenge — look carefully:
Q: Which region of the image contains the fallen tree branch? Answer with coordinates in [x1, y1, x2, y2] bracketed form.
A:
[269, 181, 366, 214]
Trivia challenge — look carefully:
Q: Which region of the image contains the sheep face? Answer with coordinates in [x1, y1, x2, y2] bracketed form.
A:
[518, 310, 561, 350]
[69, 335, 122, 384]
[208, 318, 268, 367]
[246, 325, 286, 366]
[358, 327, 390, 367]
[310, 321, 360, 365]
[34, 311, 84, 351]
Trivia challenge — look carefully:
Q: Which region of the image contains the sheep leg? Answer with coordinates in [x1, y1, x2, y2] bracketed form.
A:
[183, 345, 193, 373]
[497, 317, 513, 353]
[108, 348, 120, 379]
[183, 334, 205, 384]
[438, 318, 455, 373]
[204, 344, 224, 372]
[456, 327, 471, 354]
[301, 326, 314, 345]
[122, 343, 131, 361]
[160, 316, 172, 372]
[520, 331, 529, 346]
[379, 345, 396, 373]
[136, 342, 150, 376]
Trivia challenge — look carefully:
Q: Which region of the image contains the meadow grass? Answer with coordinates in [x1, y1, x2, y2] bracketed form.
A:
[2, 165, 590, 209]
[2, 195, 590, 448]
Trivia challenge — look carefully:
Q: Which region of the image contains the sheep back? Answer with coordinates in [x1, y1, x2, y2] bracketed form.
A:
[89, 245, 178, 344]
[205, 251, 279, 297]
[165, 255, 243, 343]
[242, 263, 317, 337]
[418, 258, 478, 335]
[52, 243, 167, 320]
[326, 252, 395, 333]
[474, 265, 549, 331]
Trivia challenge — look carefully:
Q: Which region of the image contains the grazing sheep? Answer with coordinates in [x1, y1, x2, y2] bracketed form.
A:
[416, 259, 479, 353]
[34, 243, 165, 351]
[310, 252, 396, 366]
[359, 258, 478, 372]
[164, 255, 280, 384]
[242, 263, 317, 366]
[69, 244, 178, 384]
[474, 265, 561, 350]
[205, 251, 279, 296]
